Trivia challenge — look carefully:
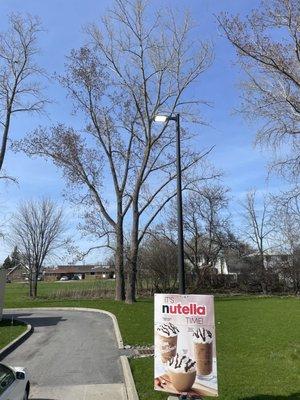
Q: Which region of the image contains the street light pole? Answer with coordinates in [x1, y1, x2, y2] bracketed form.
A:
[154, 113, 185, 294]
[175, 113, 185, 294]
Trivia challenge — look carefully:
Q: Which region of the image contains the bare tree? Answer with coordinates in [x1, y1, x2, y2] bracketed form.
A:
[0, 13, 45, 180]
[159, 184, 230, 288]
[272, 193, 300, 293]
[16, 0, 214, 303]
[242, 191, 274, 294]
[10, 199, 68, 298]
[218, 0, 300, 182]
[137, 235, 178, 294]
[184, 185, 230, 269]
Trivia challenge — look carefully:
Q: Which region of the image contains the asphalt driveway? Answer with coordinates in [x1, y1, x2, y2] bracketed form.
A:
[2, 309, 126, 400]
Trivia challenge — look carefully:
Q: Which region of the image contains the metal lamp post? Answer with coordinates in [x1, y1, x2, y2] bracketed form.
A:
[154, 113, 185, 294]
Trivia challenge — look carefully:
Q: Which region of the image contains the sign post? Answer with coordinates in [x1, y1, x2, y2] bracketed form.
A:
[154, 294, 218, 398]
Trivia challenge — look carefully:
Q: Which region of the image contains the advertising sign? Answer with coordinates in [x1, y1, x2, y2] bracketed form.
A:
[154, 294, 218, 398]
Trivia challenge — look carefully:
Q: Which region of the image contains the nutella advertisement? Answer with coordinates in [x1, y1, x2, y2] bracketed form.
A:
[154, 294, 218, 398]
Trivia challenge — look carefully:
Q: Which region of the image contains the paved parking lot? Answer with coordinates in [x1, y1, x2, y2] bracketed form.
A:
[3, 309, 126, 400]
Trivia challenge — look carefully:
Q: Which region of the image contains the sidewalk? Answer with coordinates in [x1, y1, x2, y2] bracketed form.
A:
[30, 383, 127, 400]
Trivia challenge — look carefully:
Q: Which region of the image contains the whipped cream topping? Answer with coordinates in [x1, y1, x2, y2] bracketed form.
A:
[156, 322, 179, 337]
[193, 327, 213, 344]
[168, 353, 196, 373]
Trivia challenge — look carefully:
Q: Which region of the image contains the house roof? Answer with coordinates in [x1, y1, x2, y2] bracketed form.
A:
[43, 264, 114, 275]
[6, 264, 29, 276]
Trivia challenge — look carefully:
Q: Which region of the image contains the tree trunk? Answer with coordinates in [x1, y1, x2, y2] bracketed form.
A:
[115, 221, 125, 301]
[260, 281, 267, 295]
[126, 245, 138, 304]
[29, 279, 37, 298]
[260, 256, 267, 295]
[33, 267, 38, 299]
[32, 280, 37, 299]
[0, 109, 11, 173]
[29, 275, 34, 298]
[293, 266, 299, 294]
[126, 210, 139, 304]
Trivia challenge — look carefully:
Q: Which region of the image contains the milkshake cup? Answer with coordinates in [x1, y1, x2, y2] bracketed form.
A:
[156, 323, 179, 364]
[167, 353, 196, 392]
[193, 328, 213, 379]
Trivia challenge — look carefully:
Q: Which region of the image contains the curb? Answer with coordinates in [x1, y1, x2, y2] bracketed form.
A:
[4, 307, 124, 349]
[120, 355, 139, 400]
[0, 322, 33, 361]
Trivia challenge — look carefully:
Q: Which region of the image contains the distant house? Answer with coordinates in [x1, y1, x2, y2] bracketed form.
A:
[186, 255, 238, 280]
[43, 264, 115, 281]
[6, 264, 29, 282]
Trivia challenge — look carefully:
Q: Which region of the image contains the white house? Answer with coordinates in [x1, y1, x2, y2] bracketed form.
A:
[186, 255, 237, 280]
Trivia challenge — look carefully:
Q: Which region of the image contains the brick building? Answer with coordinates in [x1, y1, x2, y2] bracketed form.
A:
[43, 264, 115, 281]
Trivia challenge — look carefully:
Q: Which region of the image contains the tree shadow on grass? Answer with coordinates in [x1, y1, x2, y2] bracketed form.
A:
[0, 318, 25, 327]
[238, 394, 300, 400]
[4, 313, 66, 327]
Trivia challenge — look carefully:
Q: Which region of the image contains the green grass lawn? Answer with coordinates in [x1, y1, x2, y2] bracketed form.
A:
[0, 319, 27, 350]
[130, 297, 300, 400]
[4, 286, 153, 345]
[4, 280, 115, 302]
[3, 283, 300, 399]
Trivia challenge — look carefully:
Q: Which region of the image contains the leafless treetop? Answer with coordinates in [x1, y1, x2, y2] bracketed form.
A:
[218, 0, 300, 181]
[0, 13, 46, 178]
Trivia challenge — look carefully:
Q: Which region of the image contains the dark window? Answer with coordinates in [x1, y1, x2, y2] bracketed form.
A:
[0, 364, 15, 395]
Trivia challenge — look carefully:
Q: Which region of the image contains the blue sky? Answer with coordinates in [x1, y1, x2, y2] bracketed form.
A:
[0, 0, 286, 262]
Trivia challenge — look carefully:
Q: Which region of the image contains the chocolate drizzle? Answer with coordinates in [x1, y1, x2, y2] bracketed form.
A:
[157, 322, 179, 336]
[193, 327, 212, 342]
[169, 353, 196, 373]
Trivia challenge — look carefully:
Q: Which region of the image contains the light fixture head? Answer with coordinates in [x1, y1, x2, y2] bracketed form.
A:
[154, 115, 168, 122]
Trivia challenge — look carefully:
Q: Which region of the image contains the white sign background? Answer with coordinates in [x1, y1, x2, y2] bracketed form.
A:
[154, 293, 218, 397]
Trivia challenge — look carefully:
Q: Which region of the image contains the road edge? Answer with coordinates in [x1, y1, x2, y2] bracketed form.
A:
[120, 355, 139, 400]
[0, 322, 33, 361]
